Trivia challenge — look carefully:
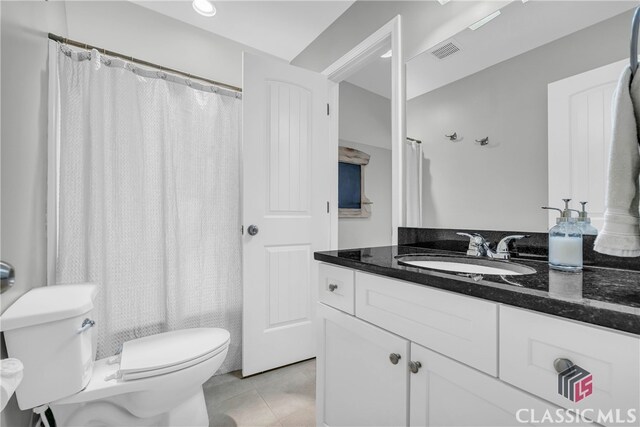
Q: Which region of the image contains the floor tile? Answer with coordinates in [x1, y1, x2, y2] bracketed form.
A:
[255, 371, 315, 419]
[204, 359, 316, 427]
[205, 370, 243, 387]
[297, 359, 316, 380]
[208, 389, 279, 427]
[204, 372, 257, 406]
[279, 406, 317, 427]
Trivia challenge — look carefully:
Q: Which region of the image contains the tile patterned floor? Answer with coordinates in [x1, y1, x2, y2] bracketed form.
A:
[203, 359, 316, 427]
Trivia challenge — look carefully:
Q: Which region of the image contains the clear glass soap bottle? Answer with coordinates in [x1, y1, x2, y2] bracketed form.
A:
[542, 199, 583, 272]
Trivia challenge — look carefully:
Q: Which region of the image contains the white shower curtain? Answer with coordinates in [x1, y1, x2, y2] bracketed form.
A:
[50, 43, 242, 373]
[405, 140, 423, 227]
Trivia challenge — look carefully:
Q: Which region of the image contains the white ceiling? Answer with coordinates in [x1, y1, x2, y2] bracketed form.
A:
[346, 55, 392, 99]
[406, 0, 636, 100]
[341, 1, 636, 100]
[131, 0, 355, 61]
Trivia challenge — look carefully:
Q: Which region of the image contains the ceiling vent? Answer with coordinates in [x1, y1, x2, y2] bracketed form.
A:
[430, 40, 462, 60]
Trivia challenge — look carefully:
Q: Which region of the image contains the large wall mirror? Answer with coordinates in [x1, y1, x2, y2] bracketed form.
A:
[404, 1, 636, 233]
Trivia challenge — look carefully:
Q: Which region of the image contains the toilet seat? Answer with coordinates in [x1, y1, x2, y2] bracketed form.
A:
[118, 328, 230, 380]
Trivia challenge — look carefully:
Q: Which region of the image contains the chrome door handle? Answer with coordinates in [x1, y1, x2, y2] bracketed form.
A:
[247, 225, 259, 236]
[409, 361, 422, 374]
[389, 353, 401, 365]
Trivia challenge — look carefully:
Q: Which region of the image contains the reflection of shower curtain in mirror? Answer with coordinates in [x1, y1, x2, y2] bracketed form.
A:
[49, 42, 242, 373]
[405, 141, 423, 227]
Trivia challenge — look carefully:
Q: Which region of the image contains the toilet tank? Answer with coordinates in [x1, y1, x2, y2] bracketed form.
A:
[0, 284, 99, 410]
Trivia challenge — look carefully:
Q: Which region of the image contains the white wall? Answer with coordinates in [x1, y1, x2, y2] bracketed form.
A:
[1, 4, 69, 427]
[1, 1, 68, 312]
[63, 1, 273, 90]
[339, 82, 391, 150]
[338, 82, 391, 249]
[407, 10, 632, 232]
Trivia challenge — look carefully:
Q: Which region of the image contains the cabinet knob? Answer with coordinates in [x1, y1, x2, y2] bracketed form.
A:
[409, 361, 422, 374]
[328, 283, 338, 292]
[553, 358, 574, 373]
[389, 353, 401, 365]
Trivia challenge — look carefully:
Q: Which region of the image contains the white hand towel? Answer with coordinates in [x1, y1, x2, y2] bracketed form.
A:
[594, 67, 640, 257]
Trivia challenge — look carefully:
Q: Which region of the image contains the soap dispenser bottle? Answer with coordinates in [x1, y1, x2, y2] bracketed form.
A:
[576, 201, 598, 236]
[542, 199, 583, 272]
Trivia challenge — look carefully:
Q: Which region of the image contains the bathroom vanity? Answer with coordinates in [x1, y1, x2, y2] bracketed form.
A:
[314, 242, 640, 427]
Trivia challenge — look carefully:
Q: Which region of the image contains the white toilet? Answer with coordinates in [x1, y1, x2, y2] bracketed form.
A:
[0, 284, 230, 426]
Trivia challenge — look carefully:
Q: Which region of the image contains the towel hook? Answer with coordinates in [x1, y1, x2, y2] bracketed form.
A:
[475, 137, 489, 146]
[445, 132, 458, 141]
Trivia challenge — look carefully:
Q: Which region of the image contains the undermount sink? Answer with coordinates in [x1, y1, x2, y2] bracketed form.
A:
[396, 255, 536, 276]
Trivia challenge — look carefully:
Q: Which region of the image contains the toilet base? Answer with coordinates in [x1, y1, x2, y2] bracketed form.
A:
[50, 386, 209, 427]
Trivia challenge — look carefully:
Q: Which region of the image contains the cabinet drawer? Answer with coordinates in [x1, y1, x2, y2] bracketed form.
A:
[355, 272, 498, 376]
[318, 263, 355, 314]
[410, 343, 584, 427]
[500, 306, 640, 426]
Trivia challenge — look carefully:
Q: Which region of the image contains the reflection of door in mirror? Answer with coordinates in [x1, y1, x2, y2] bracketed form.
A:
[337, 55, 392, 249]
[548, 59, 626, 231]
[406, 2, 636, 232]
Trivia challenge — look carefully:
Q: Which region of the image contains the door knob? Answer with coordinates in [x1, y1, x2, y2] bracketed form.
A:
[389, 353, 401, 365]
[247, 225, 259, 236]
[328, 283, 338, 292]
[409, 361, 422, 374]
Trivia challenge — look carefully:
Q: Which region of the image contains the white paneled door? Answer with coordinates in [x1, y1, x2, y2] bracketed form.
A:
[548, 59, 626, 230]
[242, 53, 331, 376]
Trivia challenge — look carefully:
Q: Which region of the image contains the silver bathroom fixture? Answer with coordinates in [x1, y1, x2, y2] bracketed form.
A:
[475, 137, 489, 146]
[1, 261, 15, 294]
[456, 232, 529, 260]
[445, 132, 458, 141]
[406, 137, 422, 144]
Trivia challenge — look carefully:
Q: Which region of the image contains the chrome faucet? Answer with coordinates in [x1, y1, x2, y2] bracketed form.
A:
[456, 232, 529, 260]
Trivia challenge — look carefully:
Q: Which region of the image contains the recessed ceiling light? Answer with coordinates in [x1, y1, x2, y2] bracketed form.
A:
[437, 0, 451, 5]
[380, 50, 392, 59]
[193, 0, 216, 17]
[468, 10, 501, 31]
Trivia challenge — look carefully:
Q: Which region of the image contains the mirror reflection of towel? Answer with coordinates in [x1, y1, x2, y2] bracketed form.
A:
[594, 67, 640, 257]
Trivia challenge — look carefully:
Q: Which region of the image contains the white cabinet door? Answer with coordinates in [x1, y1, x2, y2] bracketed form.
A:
[242, 52, 331, 376]
[409, 343, 571, 427]
[317, 303, 410, 427]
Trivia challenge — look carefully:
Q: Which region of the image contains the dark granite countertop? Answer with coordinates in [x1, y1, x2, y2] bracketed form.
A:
[314, 245, 640, 336]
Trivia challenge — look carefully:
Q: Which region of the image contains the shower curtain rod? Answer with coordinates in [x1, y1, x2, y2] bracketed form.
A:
[48, 33, 243, 93]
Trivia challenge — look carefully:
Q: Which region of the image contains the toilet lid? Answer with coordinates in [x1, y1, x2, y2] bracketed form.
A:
[119, 328, 230, 379]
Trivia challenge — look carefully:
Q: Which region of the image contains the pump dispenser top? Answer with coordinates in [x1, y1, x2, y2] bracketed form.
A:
[576, 201, 598, 236]
[542, 199, 577, 223]
[541, 199, 583, 272]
